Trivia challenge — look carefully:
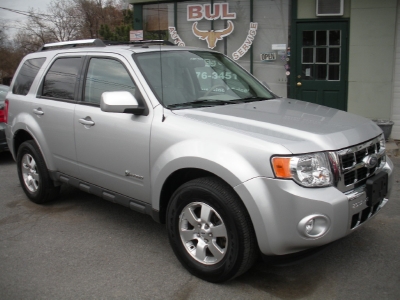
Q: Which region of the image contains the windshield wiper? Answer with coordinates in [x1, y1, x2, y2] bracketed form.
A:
[240, 96, 270, 103]
[166, 99, 240, 109]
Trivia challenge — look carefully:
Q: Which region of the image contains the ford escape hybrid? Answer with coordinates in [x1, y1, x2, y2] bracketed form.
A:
[5, 39, 394, 282]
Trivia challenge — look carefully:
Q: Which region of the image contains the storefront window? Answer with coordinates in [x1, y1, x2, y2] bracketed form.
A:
[143, 3, 171, 40]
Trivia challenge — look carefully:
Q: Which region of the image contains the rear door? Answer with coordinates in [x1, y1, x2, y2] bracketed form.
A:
[33, 54, 84, 177]
[74, 53, 152, 202]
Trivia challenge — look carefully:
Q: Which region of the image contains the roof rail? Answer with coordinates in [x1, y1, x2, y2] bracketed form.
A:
[102, 40, 175, 46]
[37, 39, 176, 52]
[38, 39, 106, 51]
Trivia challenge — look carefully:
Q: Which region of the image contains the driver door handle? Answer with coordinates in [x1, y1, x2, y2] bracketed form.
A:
[79, 117, 95, 126]
[33, 108, 44, 115]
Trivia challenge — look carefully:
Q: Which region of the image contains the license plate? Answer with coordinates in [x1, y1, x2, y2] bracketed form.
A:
[366, 172, 388, 207]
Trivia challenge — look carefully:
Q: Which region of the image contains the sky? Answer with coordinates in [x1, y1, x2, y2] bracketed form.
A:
[0, 0, 52, 38]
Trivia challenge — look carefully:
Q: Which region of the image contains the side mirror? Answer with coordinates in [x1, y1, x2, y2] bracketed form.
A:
[100, 91, 145, 115]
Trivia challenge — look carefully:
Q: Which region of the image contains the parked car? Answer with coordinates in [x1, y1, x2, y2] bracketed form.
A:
[5, 39, 394, 282]
[0, 84, 10, 152]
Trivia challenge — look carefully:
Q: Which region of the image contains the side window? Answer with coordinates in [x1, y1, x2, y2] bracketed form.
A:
[42, 57, 83, 100]
[12, 58, 46, 96]
[84, 58, 136, 105]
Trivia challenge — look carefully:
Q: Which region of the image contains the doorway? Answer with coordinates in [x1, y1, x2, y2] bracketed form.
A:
[293, 21, 349, 111]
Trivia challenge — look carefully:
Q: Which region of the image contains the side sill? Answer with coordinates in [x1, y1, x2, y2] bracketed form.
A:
[50, 171, 158, 221]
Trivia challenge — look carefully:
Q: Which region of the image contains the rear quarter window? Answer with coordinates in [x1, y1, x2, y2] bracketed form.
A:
[12, 58, 46, 96]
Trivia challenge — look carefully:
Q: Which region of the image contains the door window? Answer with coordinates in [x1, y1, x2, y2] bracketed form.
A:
[301, 30, 341, 81]
[42, 57, 83, 100]
[84, 58, 136, 105]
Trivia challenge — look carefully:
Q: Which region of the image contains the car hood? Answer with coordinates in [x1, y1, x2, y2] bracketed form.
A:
[172, 98, 382, 153]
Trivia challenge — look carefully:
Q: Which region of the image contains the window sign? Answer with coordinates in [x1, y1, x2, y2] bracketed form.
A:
[130, 30, 143, 41]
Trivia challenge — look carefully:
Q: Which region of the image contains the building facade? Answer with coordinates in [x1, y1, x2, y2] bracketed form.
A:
[129, 0, 400, 140]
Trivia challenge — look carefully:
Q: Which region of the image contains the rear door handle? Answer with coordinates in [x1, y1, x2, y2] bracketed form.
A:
[33, 108, 44, 115]
[79, 117, 95, 126]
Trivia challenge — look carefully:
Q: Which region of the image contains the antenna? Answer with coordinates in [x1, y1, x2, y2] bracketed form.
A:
[157, 0, 166, 122]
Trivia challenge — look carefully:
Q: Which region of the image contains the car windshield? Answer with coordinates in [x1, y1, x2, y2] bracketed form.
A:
[0, 85, 9, 104]
[134, 51, 274, 109]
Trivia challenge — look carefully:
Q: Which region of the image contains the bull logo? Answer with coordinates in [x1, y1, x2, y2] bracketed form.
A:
[192, 20, 234, 49]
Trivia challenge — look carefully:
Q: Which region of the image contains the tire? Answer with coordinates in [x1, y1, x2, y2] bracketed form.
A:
[166, 177, 258, 283]
[17, 140, 60, 204]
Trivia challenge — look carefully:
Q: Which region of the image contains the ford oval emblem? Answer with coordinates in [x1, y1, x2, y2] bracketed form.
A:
[363, 154, 378, 168]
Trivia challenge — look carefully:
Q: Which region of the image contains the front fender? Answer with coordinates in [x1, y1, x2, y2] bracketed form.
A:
[151, 139, 259, 211]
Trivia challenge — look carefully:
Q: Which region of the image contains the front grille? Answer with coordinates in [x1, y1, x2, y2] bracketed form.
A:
[350, 200, 383, 229]
[333, 135, 385, 192]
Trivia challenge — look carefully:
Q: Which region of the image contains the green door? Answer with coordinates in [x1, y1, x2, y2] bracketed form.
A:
[294, 22, 348, 110]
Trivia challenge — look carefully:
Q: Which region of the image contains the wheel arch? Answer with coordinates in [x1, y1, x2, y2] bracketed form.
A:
[158, 168, 219, 224]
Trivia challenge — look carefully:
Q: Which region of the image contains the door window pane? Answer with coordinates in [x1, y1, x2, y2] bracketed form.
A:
[43, 57, 82, 100]
[328, 65, 340, 80]
[302, 48, 314, 63]
[13, 58, 46, 96]
[329, 48, 340, 63]
[303, 31, 314, 46]
[329, 30, 341, 46]
[84, 58, 136, 105]
[315, 65, 327, 80]
[316, 48, 327, 63]
[316, 31, 327, 46]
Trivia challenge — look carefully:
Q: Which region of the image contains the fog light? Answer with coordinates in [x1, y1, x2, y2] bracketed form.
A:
[298, 214, 330, 239]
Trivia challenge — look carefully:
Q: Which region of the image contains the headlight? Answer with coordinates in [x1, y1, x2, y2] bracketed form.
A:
[272, 153, 333, 187]
[379, 134, 386, 151]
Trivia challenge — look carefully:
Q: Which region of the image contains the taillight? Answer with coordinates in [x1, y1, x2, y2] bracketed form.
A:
[0, 99, 9, 123]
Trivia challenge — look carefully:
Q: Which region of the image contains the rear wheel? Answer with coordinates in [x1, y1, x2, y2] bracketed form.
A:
[167, 177, 257, 282]
[17, 140, 60, 204]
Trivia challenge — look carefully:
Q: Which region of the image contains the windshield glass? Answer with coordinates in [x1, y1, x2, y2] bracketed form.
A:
[134, 51, 274, 109]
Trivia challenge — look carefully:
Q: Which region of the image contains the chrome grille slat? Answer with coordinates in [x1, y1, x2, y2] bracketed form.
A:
[330, 135, 386, 193]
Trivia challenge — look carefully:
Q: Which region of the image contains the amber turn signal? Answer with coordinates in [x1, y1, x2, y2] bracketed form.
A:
[272, 157, 292, 178]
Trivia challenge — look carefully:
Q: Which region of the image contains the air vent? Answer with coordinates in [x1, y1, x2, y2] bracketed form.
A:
[316, 0, 344, 16]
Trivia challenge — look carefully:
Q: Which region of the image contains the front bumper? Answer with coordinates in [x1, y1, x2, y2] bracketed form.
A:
[234, 157, 394, 255]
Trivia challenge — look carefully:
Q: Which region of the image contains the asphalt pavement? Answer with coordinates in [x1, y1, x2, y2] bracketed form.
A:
[0, 151, 399, 299]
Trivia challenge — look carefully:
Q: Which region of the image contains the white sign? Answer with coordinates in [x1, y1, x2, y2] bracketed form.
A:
[260, 52, 276, 61]
[169, 27, 185, 46]
[271, 44, 286, 50]
[130, 30, 143, 41]
[232, 23, 258, 60]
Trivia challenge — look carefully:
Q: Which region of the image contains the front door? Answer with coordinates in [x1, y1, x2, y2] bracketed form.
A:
[74, 54, 152, 202]
[294, 22, 348, 111]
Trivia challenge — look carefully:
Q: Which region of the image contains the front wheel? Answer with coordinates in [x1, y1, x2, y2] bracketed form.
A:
[17, 140, 60, 204]
[166, 177, 257, 282]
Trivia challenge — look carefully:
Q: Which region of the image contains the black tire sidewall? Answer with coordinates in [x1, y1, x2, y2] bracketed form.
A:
[167, 179, 245, 282]
[17, 141, 50, 203]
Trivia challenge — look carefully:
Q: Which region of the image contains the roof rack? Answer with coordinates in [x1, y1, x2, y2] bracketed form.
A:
[102, 40, 175, 46]
[38, 39, 175, 51]
[38, 39, 106, 51]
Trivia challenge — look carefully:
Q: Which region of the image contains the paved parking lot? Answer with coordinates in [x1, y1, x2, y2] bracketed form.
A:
[1, 151, 399, 299]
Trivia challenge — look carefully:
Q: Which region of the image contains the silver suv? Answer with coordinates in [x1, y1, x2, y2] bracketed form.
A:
[5, 39, 394, 282]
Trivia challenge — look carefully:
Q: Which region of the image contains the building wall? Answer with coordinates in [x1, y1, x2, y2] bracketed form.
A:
[347, 0, 397, 121]
[297, 0, 350, 19]
[391, 2, 400, 140]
